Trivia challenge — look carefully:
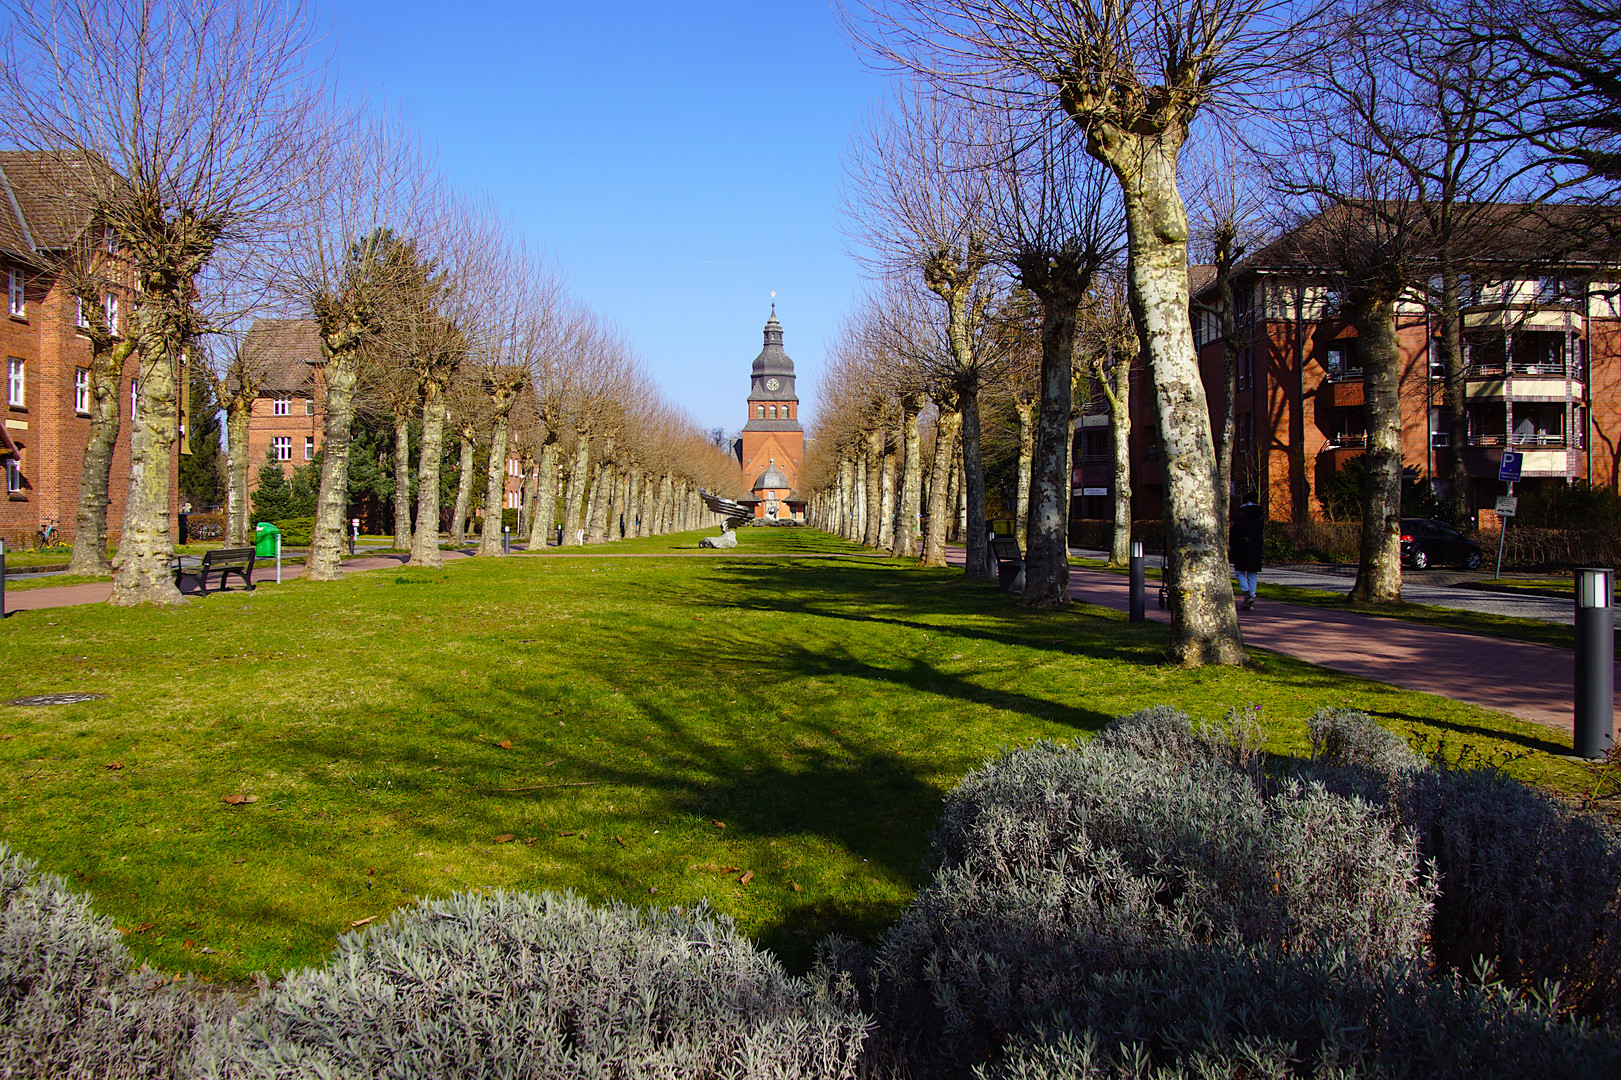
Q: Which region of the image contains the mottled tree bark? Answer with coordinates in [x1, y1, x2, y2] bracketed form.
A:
[1350, 296, 1404, 604]
[561, 436, 590, 546]
[586, 439, 615, 544]
[1102, 127, 1244, 665]
[1014, 395, 1034, 550]
[393, 414, 413, 548]
[69, 341, 129, 576]
[1020, 293, 1080, 606]
[110, 344, 183, 606]
[893, 395, 923, 558]
[528, 435, 558, 549]
[1211, 227, 1241, 548]
[878, 439, 897, 551]
[451, 430, 476, 545]
[959, 387, 991, 579]
[409, 382, 447, 568]
[864, 428, 884, 546]
[1107, 356, 1133, 567]
[477, 414, 511, 557]
[922, 403, 961, 567]
[1440, 270, 1472, 522]
[222, 388, 250, 548]
[309, 331, 361, 581]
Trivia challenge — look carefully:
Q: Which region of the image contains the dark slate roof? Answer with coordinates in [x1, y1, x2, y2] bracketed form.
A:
[0, 151, 107, 263]
[238, 318, 322, 393]
[751, 305, 795, 377]
[753, 461, 790, 490]
[740, 418, 802, 433]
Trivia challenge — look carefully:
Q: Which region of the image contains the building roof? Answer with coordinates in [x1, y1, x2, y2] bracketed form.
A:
[1187, 264, 1217, 296]
[753, 460, 790, 491]
[238, 318, 322, 393]
[751, 305, 795, 378]
[0, 150, 108, 263]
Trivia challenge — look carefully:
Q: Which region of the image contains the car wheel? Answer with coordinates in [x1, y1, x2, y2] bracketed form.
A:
[1464, 551, 1483, 571]
[1412, 549, 1429, 570]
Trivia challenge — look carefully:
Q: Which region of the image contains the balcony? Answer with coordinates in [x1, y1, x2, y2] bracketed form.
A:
[1325, 434, 1368, 450]
[1466, 432, 1582, 449]
[1324, 367, 1364, 383]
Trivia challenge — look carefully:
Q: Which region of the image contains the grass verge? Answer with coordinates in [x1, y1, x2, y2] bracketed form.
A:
[0, 527, 1591, 986]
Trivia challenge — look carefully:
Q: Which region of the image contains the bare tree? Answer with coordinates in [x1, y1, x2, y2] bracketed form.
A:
[1082, 268, 1141, 566]
[1, 0, 321, 604]
[63, 262, 134, 574]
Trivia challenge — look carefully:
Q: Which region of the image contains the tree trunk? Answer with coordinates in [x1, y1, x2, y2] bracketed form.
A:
[308, 350, 359, 579]
[393, 413, 413, 548]
[409, 382, 447, 568]
[1110, 353, 1133, 567]
[1021, 293, 1079, 606]
[1213, 232, 1240, 548]
[528, 436, 558, 549]
[222, 389, 250, 548]
[69, 345, 126, 575]
[863, 428, 884, 545]
[1098, 128, 1244, 666]
[586, 440, 615, 544]
[451, 431, 476, 545]
[1350, 296, 1404, 604]
[561, 436, 590, 545]
[959, 385, 991, 580]
[1440, 270, 1471, 523]
[478, 414, 511, 557]
[109, 347, 182, 605]
[878, 440, 896, 551]
[1015, 396, 1034, 550]
[894, 398, 923, 557]
[922, 403, 960, 567]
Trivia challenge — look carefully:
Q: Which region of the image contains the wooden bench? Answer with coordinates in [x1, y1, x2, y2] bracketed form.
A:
[991, 536, 1025, 593]
[171, 546, 256, 595]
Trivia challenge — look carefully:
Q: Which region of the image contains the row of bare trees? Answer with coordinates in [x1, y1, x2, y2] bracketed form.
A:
[0, 0, 740, 607]
[810, 0, 1621, 667]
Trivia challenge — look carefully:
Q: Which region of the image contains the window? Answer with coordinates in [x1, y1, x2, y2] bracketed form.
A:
[7, 269, 22, 316]
[5, 458, 19, 494]
[75, 296, 89, 328]
[103, 294, 118, 333]
[74, 368, 89, 413]
[304, 397, 314, 416]
[105, 226, 118, 254]
[130, 379, 138, 419]
[757, 405, 765, 418]
[304, 436, 315, 460]
[769, 405, 777, 419]
[7, 358, 22, 406]
[1238, 347, 1253, 391]
[272, 395, 290, 416]
[273, 436, 291, 461]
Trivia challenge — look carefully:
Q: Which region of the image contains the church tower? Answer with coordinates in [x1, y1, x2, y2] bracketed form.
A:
[738, 305, 804, 502]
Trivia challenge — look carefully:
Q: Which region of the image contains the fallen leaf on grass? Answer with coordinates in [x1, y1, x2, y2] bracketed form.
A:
[712, 820, 725, 830]
[494, 834, 515, 844]
[614, 836, 627, 848]
[649, 885, 659, 894]
[739, 871, 755, 886]
[220, 794, 259, 805]
[719, 866, 740, 874]
[127, 923, 155, 934]
[789, 881, 803, 892]
[350, 916, 375, 928]
[183, 939, 194, 951]
[495, 740, 512, 749]
[523, 837, 537, 845]
[231, 858, 246, 865]
[558, 831, 576, 837]
[105, 761, 123, 770]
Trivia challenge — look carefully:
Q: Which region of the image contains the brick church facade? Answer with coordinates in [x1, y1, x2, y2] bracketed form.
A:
[736, 307, 805, 519]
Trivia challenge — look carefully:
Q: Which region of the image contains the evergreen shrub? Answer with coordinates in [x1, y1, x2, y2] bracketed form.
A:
[193, 889, 868, 1079]
[183, 513, 225, 542]
[0, 843, 224, 1079]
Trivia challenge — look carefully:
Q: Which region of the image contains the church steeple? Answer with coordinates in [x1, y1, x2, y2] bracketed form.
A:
[737, 304, 805, 512]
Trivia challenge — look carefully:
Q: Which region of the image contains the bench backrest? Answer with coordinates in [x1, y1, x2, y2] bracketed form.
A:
[991, 537, 1023, 562]
[204, 547, 256, 566]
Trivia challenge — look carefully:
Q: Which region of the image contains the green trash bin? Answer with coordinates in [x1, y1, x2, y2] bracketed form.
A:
[254, 522, 281, 557]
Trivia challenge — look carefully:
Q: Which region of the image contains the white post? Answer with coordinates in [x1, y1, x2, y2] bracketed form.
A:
[276, 533, 282, 585]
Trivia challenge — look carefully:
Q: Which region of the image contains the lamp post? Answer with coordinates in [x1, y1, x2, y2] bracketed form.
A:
[1129, 539, 1145, 624]
[1574, 567, 1615, 759]
[503, 525, 510, 555]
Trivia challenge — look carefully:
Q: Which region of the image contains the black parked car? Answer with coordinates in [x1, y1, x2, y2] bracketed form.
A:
[1400, 518, 1483, 570]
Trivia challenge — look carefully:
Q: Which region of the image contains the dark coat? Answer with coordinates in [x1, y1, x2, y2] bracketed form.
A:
[1229, 503, 1264, 573]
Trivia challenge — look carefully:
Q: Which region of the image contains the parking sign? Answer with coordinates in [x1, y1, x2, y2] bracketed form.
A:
[1499, 451, 1523, 483]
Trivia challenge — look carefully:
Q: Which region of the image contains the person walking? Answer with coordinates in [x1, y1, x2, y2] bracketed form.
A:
[1229, 491, 1264, 611]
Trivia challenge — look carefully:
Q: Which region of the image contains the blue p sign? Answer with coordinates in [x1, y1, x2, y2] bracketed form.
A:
[1499, 451, 1523, 483]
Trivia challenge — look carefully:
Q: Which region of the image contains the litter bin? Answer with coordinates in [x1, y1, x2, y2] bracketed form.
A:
[254, 521, 281, 557]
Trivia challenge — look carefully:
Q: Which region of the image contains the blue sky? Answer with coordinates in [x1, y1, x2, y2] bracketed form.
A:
[328, 1, 889, 435]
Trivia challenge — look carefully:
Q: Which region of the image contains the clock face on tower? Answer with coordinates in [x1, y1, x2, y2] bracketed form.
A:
[765, 377, 780, 391]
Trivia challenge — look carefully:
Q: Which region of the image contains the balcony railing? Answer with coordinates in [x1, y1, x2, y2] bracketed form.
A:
[1466, 362, 1568, 378]
[1326, 434, 1368, 450]
[1430, 432, 1451, 447]
[1324, 368, 1364, 383]
[1468, 433, 1579, 448]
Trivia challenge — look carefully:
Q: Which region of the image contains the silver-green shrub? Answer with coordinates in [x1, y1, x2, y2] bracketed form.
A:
[0, 842, 224, 1079]
[975, 949, 1621, 1080]
[193, 888, 868, 1080]
[1091, 705, 1263, 774]
[863, 735, 1434, 1075]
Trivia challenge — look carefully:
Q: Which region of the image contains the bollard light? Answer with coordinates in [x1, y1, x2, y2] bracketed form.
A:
[1128, 539, 1146, 624]
[1573, 567, 1615, 759]
[1131, 540, 1144, 560]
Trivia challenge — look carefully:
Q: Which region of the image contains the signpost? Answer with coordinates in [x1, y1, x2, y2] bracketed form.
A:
[1495, 452, 1523, 578]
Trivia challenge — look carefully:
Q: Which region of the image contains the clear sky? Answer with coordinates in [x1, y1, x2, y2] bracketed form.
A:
[327, 1, 890, 436]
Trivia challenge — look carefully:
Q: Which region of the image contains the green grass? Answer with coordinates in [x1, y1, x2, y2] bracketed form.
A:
[0, 528, 1592, 986]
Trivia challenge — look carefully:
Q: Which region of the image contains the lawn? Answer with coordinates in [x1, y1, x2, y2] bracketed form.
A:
[0, 526, 1594, 987]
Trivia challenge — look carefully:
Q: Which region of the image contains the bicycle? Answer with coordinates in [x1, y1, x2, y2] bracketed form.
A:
[36, 518, 58, 549]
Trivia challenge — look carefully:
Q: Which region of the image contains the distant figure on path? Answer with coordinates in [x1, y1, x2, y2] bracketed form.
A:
[1230, 492, 1264, 611]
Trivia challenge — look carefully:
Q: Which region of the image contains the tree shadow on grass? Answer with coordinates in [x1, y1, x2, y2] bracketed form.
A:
[1366, 709, 1574, 757]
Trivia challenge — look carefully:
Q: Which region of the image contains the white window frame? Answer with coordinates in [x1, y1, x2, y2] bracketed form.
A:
[103, 294, 118, 333]
[272, 394, 290, 417]
[304, 396, 314, 416]
[75, 295, 89, 328]
[5, 458, 19, 494]
[74, 367, 90, 413]
[7, 269, 22, 317]
[273, 436, 291, 461]
[130, 379, 139, 420]
[7, 358, 23, 407]
[105, 226, 118, 254]
[304, 436, 314, 460]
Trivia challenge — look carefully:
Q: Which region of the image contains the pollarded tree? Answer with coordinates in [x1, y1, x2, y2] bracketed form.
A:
[63, 262, 135, 576]
[1080, 268, 1141, 567]
[1, 0, 320, 604]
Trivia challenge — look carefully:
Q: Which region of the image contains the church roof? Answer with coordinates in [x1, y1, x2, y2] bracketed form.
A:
[753, 460, 790, 491]
[750, 304, 795, 378]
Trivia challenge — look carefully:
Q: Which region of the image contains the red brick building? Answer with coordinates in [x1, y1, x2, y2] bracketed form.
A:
[737, 306, 805, 520]
[238, 318, 327, 487]
[1077, 212, 1621, 525]
[0, 151, 177, 548]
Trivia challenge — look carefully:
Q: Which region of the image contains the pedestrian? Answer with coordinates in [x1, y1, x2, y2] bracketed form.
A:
[1229, 491, 1264, 611]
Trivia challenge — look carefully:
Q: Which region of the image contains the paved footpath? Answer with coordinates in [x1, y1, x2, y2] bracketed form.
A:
[950, 547, 1617, 739]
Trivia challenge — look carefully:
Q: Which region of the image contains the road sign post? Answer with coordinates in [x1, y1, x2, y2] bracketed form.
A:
[1494, 453, 1523, 578]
